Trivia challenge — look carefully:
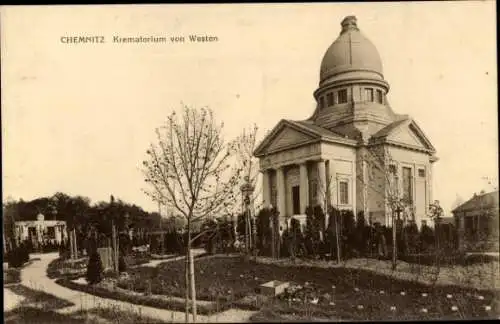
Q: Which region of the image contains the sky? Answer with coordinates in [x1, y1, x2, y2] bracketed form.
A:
[1, 2, 497, 215]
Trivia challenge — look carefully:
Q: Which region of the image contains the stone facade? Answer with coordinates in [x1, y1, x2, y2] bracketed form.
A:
[254, 16, 438, 228]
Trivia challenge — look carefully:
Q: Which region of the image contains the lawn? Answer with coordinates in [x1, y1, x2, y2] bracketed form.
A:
[47, 251, 153, 280]
[6, 284, 75, 310]
[4, 304, 170, 323]
[116, 255, 499, 321]
[4, 282, 169, 324]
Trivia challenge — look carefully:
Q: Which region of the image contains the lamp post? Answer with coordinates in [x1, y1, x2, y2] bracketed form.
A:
[240, 176, 255, 257]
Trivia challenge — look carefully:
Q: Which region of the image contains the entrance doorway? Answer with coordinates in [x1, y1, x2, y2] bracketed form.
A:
[292, 185, 300, 215]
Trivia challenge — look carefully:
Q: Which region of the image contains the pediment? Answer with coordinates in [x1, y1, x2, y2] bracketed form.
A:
[386, 121, 435, 152]
[254, 120, 319, 156]
[267, 127, 315, 151]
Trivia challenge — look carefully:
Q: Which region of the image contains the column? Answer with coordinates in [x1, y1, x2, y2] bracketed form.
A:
[262, 169, 271, 209]
[363, 158, 369, 221]
[327, 160, 336, 207]
[276, 166, 287, 217]
[317, 160, 327, 211]
[299, 162, 309, 215]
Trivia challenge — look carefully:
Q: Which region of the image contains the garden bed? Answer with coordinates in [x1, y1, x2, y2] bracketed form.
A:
[54, 253, 499, 321]
[116, 255, 499, 321]
[55, 277, 232, 315]
[46, 257, 88, 279]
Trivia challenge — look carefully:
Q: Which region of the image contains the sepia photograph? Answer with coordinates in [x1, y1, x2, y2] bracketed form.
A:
[1, 2, 498, 322]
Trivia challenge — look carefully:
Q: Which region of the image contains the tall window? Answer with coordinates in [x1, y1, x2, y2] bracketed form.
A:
[364, 88, 374, 102]
[402, 167, 413, 204]
[292, 186, 300, 215]
[376, 89, 384, 104]
[338, 89, 348, 104]
[326, 93, 334, 106]
[339, 181, 349, 205]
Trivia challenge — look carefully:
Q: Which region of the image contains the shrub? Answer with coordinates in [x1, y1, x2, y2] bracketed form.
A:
[289, 217, 304, 259]
[256, 208, 273, 256]
[420, 223, 435, 253]
[7, 241, 30, 267]
[340, 210, 356, 258]
[402, 221, 420, 255]
[86, 252, 104, 284]
[304, 205, 325, 258]
[326, 206, 341, 260]
[118, 255, 127, 273]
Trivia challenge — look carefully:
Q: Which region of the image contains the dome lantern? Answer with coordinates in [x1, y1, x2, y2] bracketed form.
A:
[340, 15, 359, 34]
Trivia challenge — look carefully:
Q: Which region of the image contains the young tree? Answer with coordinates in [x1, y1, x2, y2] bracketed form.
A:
[315, 172, 342, 262]
[226, 124, 261, 255]
[142, 105, 240, 323]
[358, 145, 411, 270]
[428, 200, 444, 250]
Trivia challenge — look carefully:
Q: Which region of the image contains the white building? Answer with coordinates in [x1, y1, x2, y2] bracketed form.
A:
[14, 213, 67, 246]
[254, 16, 438, 229]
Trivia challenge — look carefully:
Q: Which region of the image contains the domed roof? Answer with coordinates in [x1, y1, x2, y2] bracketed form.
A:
[320, 16, 383, 84]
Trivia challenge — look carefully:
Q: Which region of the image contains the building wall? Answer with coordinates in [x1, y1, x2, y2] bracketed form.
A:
[387, 146, 433, 226]
[455, 209, 500, 252]
[321, 142, 357, 213]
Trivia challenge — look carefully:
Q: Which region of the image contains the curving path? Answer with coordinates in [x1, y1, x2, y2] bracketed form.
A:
[12, 252, 257, 323]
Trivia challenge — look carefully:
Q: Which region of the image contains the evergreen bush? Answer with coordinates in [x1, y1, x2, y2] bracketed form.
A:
[256, 208, 272, 256]
[86, 252, 104, 285]
[118, 254, 127, 273]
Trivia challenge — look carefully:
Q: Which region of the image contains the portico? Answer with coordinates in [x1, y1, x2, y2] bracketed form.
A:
[256, 122, 359, 229]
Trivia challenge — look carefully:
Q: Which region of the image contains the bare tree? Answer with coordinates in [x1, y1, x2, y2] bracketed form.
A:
[228, 124, 261, 255]
[358, 145, 411, 270]
[315, 172, 341, 263]
[142, 105, 241, 323]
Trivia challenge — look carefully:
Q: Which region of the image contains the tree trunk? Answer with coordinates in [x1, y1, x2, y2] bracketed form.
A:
[392, 212, 397, 270]
[112, 222, 117, 272]
[189, 245, 197, 322]
[184, 242, 189, 323]
[69, 229, 74, 259]
[74, 229, 79, 259]
[271, 221, 275, 259]
[335, 215, 341, 263]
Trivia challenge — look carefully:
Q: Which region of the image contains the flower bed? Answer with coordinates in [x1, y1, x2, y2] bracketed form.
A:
[55, 277, 232, 315]
[55, 253, 499, 321]
[47, 257, 88, 279]
[118, 255, 498, 321]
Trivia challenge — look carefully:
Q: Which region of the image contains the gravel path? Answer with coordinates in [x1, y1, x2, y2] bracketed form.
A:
[3, 287, 25, 312]
[16, 252, 257, 323]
